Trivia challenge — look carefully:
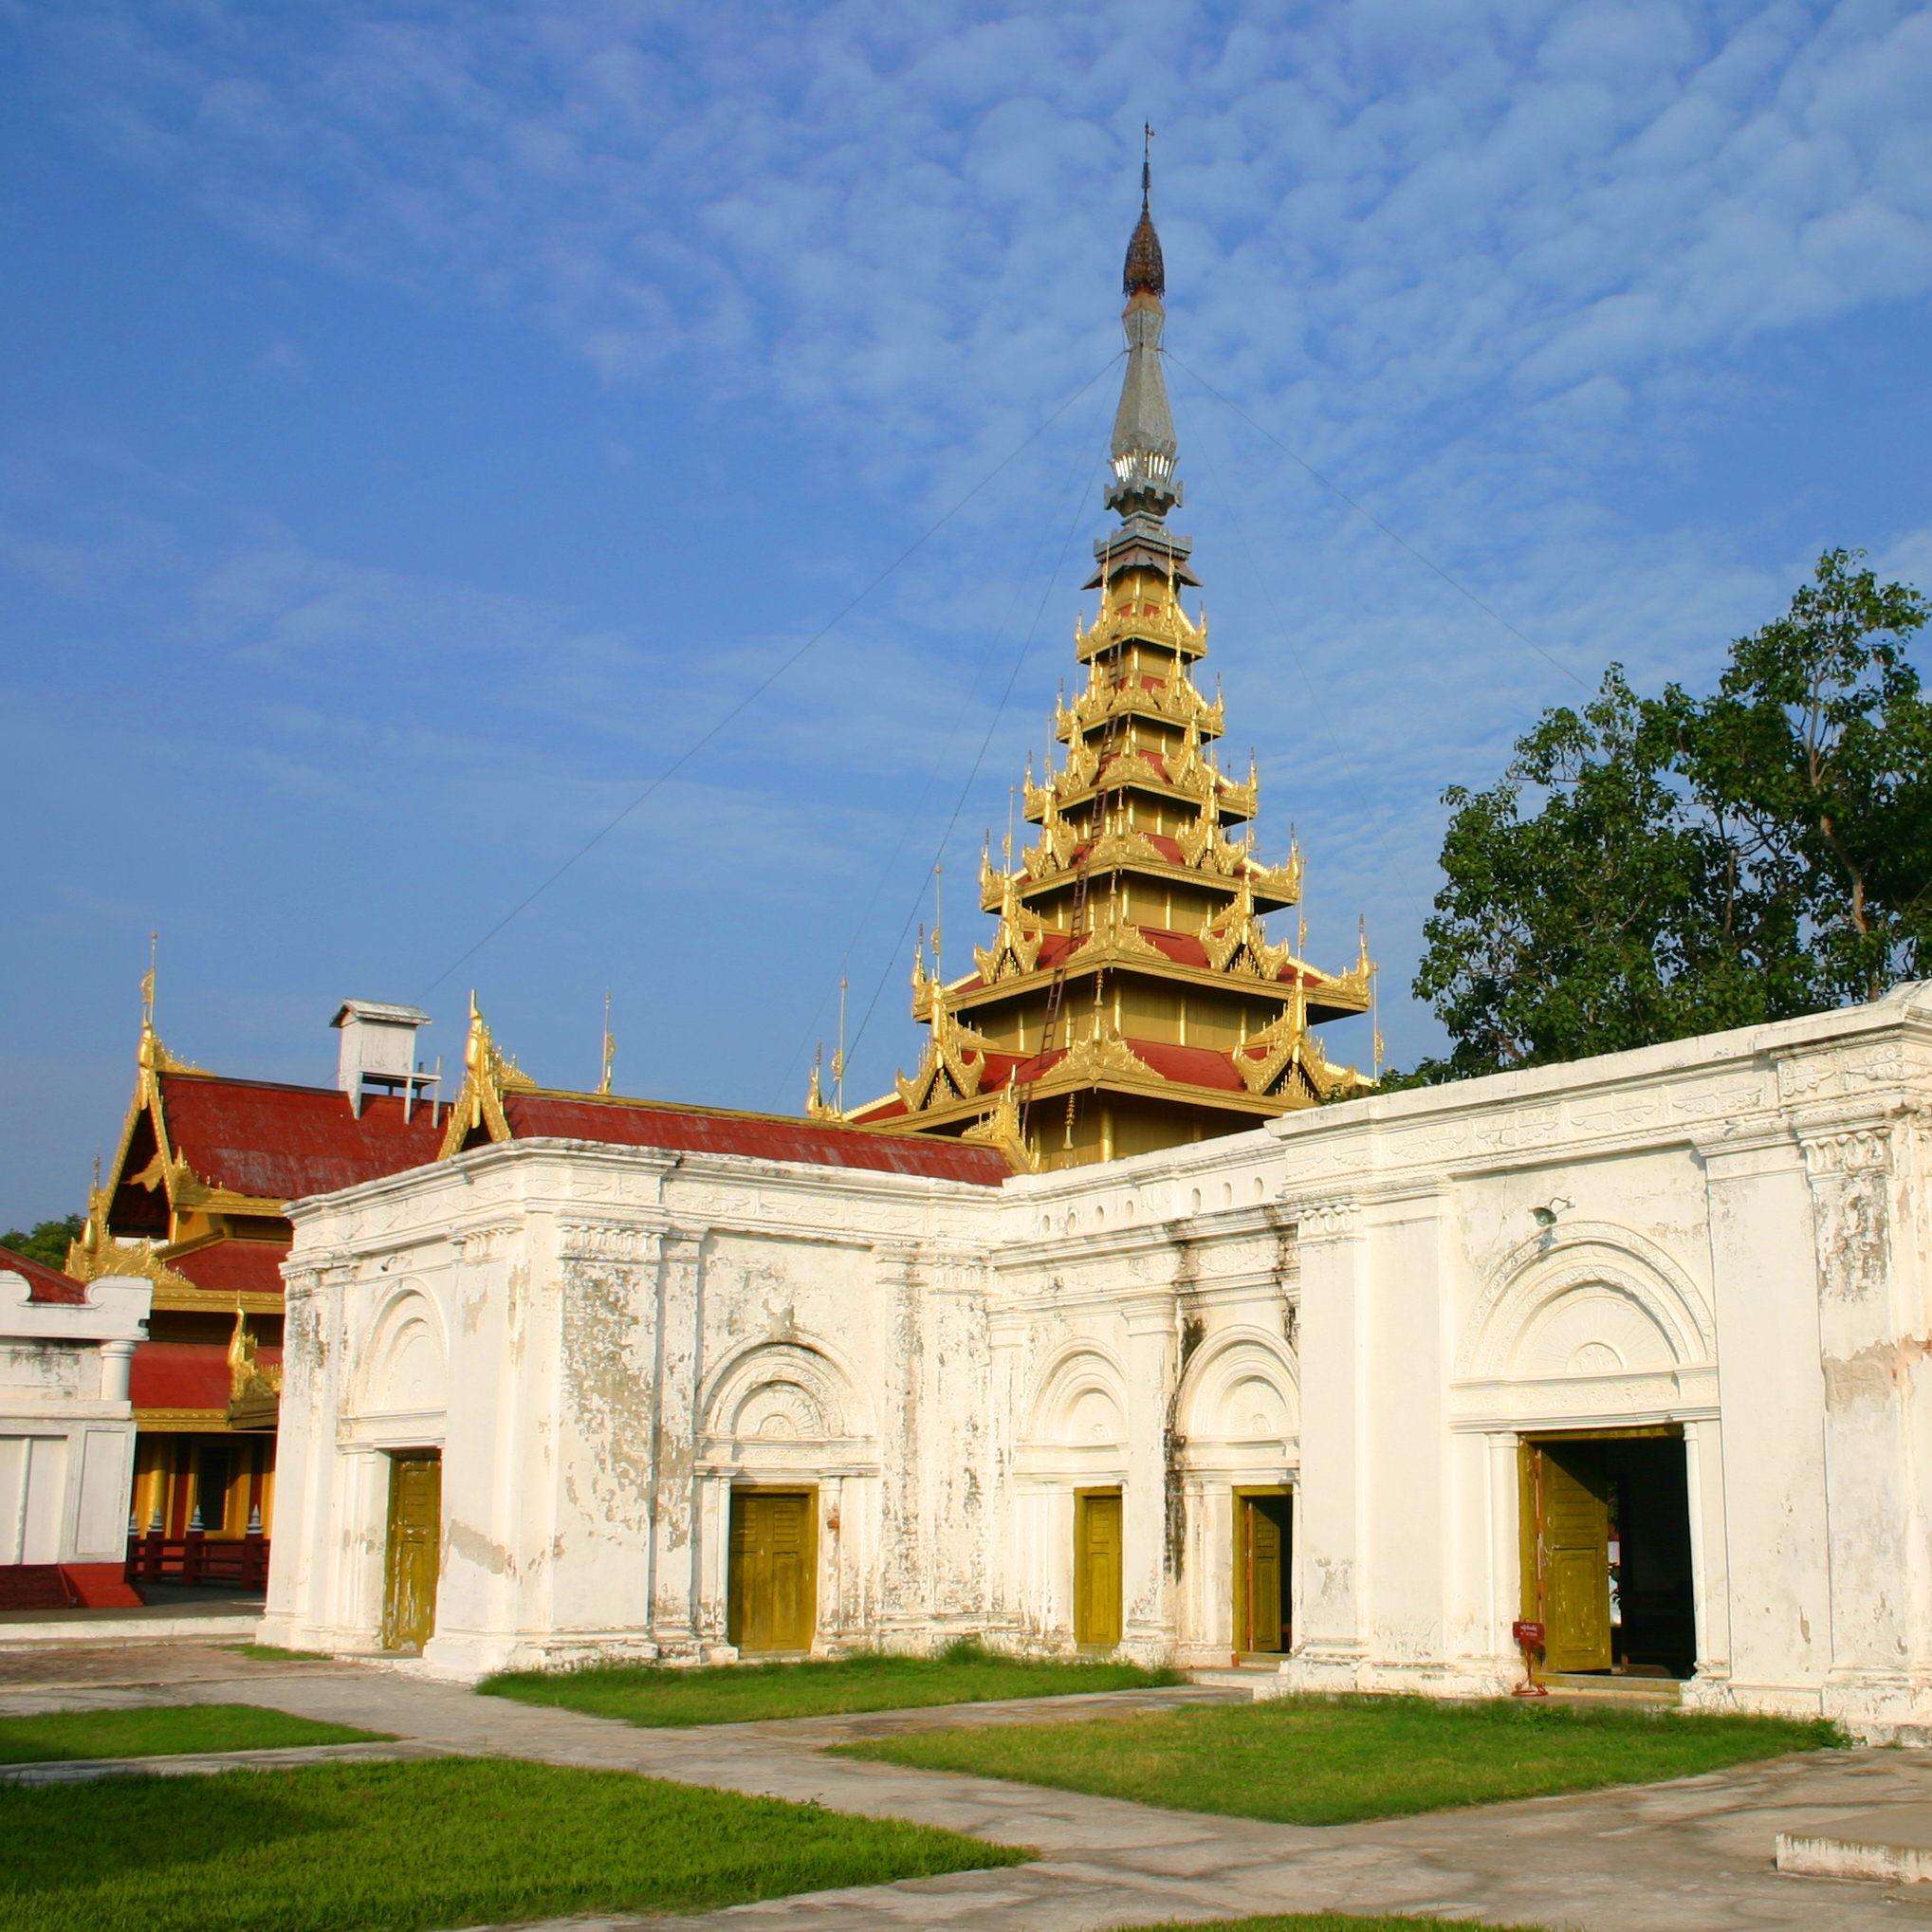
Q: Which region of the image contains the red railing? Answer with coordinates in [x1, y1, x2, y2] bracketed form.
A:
[124, 1531, 269, 1592]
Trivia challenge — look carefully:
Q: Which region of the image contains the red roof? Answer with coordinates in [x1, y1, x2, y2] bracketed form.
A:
[169, 1242, 289, 1298]
[161, 1076, 445, 1202]
[501, 1095, 1010, 1185]
[130, 1338, 280, 1412]
[0, 1242, 88, 1305]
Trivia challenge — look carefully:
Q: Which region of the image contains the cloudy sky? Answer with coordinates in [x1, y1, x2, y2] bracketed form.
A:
[3, 0, 1929, 1223]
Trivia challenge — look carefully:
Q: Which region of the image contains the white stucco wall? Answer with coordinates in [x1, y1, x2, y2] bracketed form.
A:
[0, 1272, 150, 1568]
[264, 985, 1932, 1739]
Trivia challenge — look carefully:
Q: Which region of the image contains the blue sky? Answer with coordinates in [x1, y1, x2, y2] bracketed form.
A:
[3, 0, 1930, 1224]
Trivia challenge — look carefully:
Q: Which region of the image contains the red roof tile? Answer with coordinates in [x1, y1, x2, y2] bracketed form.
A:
[161, 1076, 445, 1203]
[169, 1243, 289, 1298]
[131, 1338, 279, 1412]
[0, 1242, 88, 1305]
[501, 1095, 1010, 1185]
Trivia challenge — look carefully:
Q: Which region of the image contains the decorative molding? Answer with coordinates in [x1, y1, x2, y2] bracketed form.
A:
[1292, 1197, 1362, 1242]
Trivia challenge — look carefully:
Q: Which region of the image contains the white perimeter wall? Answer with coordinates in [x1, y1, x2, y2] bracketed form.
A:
[266, 985, 1932, 1739]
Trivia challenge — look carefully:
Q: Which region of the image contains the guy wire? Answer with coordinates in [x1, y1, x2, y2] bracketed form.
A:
[419, 353, 1125, 1000]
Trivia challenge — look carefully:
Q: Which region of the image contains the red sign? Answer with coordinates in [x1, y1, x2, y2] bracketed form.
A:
[1512, 1620, 1546, 1647]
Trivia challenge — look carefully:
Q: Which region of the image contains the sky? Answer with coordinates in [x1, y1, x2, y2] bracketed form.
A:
[3, 0, 1930, 1225]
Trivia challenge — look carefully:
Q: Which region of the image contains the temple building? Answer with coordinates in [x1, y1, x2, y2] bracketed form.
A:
[62, 989, 1000, 1587]
[842, 173, 1371, 1171]
[41, 175, 1932, 1750]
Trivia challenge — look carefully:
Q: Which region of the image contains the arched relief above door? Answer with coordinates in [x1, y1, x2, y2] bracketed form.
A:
[1022, 1345, 1128, 1448]
[358, 1287, 449, 1418]
[1458, 1223, 1715, 1383]
[702, 1339, 874, 1451]
[1176, 1329, 1298, 1446]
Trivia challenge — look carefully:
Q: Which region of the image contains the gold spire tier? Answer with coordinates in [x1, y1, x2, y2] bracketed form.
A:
[839, 170, 1374, 1173]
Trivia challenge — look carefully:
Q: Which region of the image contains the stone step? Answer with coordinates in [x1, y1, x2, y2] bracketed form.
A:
[1777, 1804, 1932, 1883]
[1537, 1672, 1682, 1704]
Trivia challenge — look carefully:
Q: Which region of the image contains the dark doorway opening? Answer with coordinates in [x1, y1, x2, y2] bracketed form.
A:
[1520, 1430, 1695, 1680]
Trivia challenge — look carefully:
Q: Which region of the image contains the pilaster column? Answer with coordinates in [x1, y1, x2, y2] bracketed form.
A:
[1121, 1292, 1176, 1652]
[1798, 1113, 1923, 1723]
[1281, 1196, 1366, 1689]
[97, 1340, 136, 1404]
[873, 1242, 924, 1636]
[650, 1229, 705, 1653]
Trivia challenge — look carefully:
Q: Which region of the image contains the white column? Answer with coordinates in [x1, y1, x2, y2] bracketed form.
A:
[1282, 1197, 1366, 1690]
[97, 1340, 136, 1403]
[650, 1228, 705, 1655]
[1122, 1293, 1176, 1657]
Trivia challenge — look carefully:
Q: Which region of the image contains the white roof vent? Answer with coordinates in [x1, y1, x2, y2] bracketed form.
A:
[331, 1002, 437, 1118]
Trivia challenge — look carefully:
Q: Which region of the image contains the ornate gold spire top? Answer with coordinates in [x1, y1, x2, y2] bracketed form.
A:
[1124, 125, 1165, 299]
[1105, 133, 1184, 533]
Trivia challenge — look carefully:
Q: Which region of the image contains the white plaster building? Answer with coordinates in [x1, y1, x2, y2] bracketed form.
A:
[0, 1247, 150, 1594]
[260, 985, 1932, 1740]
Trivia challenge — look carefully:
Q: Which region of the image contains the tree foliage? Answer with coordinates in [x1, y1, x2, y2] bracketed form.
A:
[1398, 551, 1932, 1084]
[1, 1214, 83, 1272]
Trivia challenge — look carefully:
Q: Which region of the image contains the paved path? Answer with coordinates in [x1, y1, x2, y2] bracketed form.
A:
[1, 1644, 1925, 1929]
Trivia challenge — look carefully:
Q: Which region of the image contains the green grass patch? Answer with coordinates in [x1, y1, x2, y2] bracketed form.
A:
[831, 1691, 1846, 1825]
[480, 1637, 1183, 1726]
[0, 1704, 388, 1765]
[0, 1755, 1028, 1932]
[221, 1645, 330, 1663]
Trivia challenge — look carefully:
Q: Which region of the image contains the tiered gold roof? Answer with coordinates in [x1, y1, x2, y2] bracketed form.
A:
[841, 175, 1373, 1171]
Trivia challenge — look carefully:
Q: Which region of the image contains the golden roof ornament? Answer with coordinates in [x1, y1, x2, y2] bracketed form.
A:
[846, 156, 1375, 1168]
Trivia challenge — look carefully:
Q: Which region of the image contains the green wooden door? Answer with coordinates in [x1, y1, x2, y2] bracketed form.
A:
[1239, 1493, 1291, 1653]
[727, 1490, 816, 1653]
[1074, 1489, 1123, 1648]
[380, 1452, 441, 1653]
[1534, 1445, 1613, 1672]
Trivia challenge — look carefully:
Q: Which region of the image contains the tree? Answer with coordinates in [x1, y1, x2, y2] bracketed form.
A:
[1401, 551, 1932, 1083]
[1, 1214, 83, 1272]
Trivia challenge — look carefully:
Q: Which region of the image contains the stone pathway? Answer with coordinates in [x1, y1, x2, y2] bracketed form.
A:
[0, 1642, 1924, 1929]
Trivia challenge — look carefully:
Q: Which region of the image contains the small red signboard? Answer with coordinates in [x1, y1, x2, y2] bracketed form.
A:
[1511, 1620, 1545, 1647]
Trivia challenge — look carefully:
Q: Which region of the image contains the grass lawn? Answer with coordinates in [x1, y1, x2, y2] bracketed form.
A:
[831, 1691, 1846, 1825]
[221, 1644, 330, 1663]
[0, 1755, 1030, 1932]
[480, 1639, 1183, 1726]
[0, 1704, 389, 1765]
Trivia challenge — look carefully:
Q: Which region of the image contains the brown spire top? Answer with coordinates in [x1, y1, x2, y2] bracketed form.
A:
[1123, 125, 1165, 298]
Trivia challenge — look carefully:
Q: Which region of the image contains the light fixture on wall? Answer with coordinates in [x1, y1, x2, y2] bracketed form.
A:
[1532, 1198, 1573, 1228]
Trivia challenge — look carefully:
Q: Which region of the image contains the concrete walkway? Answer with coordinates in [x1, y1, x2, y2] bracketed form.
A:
[1, 1643, 1924, 1930]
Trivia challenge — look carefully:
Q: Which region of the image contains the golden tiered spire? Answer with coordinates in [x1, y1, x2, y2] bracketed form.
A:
[842, 163, 1373, 1170]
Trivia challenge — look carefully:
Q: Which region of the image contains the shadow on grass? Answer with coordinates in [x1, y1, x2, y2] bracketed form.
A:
[0, 1756, 1028, 1932]
[480, 1635, 1184, 1726]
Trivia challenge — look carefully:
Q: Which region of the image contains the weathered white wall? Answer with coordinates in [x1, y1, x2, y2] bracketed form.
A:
[266, 986, 1932, 1739]
[0, 1272, 149, 1568]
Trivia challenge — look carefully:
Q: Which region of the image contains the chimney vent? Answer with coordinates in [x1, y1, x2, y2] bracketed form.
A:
[331, 1002, 436, 1119]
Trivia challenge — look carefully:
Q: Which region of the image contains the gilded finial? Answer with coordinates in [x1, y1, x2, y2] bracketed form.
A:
[598, 988, 615, 1095]
[1125, 125, 1163, 298]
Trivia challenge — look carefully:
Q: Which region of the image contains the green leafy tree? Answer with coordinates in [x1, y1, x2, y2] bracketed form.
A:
[1402, 551, 1932, 1083]
[1, 1214, 83, 1272]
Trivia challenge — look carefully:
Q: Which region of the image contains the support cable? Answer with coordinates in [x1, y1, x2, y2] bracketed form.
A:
[1162, 350, 1592, 694]
[419, 355, 1125, 1000]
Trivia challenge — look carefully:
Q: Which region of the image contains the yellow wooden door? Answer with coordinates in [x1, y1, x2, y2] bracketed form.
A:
[380, 1452, 441, 1653]
[1074, 1489, 1123, 1648]
[1239, 1493, 1291, 1652]
[727, 1490, 816, 1653]
[1535, 1445, 1612, 1672]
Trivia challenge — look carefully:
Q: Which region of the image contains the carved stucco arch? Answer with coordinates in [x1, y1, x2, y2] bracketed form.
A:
[1458, 1221, 1716, 1381]
[1176, 1327, 1299, 1445]
[702, 1338, 874, 1447]
[1022, 1342, 1129, 1447]
[357, 1283, 449, 1417]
